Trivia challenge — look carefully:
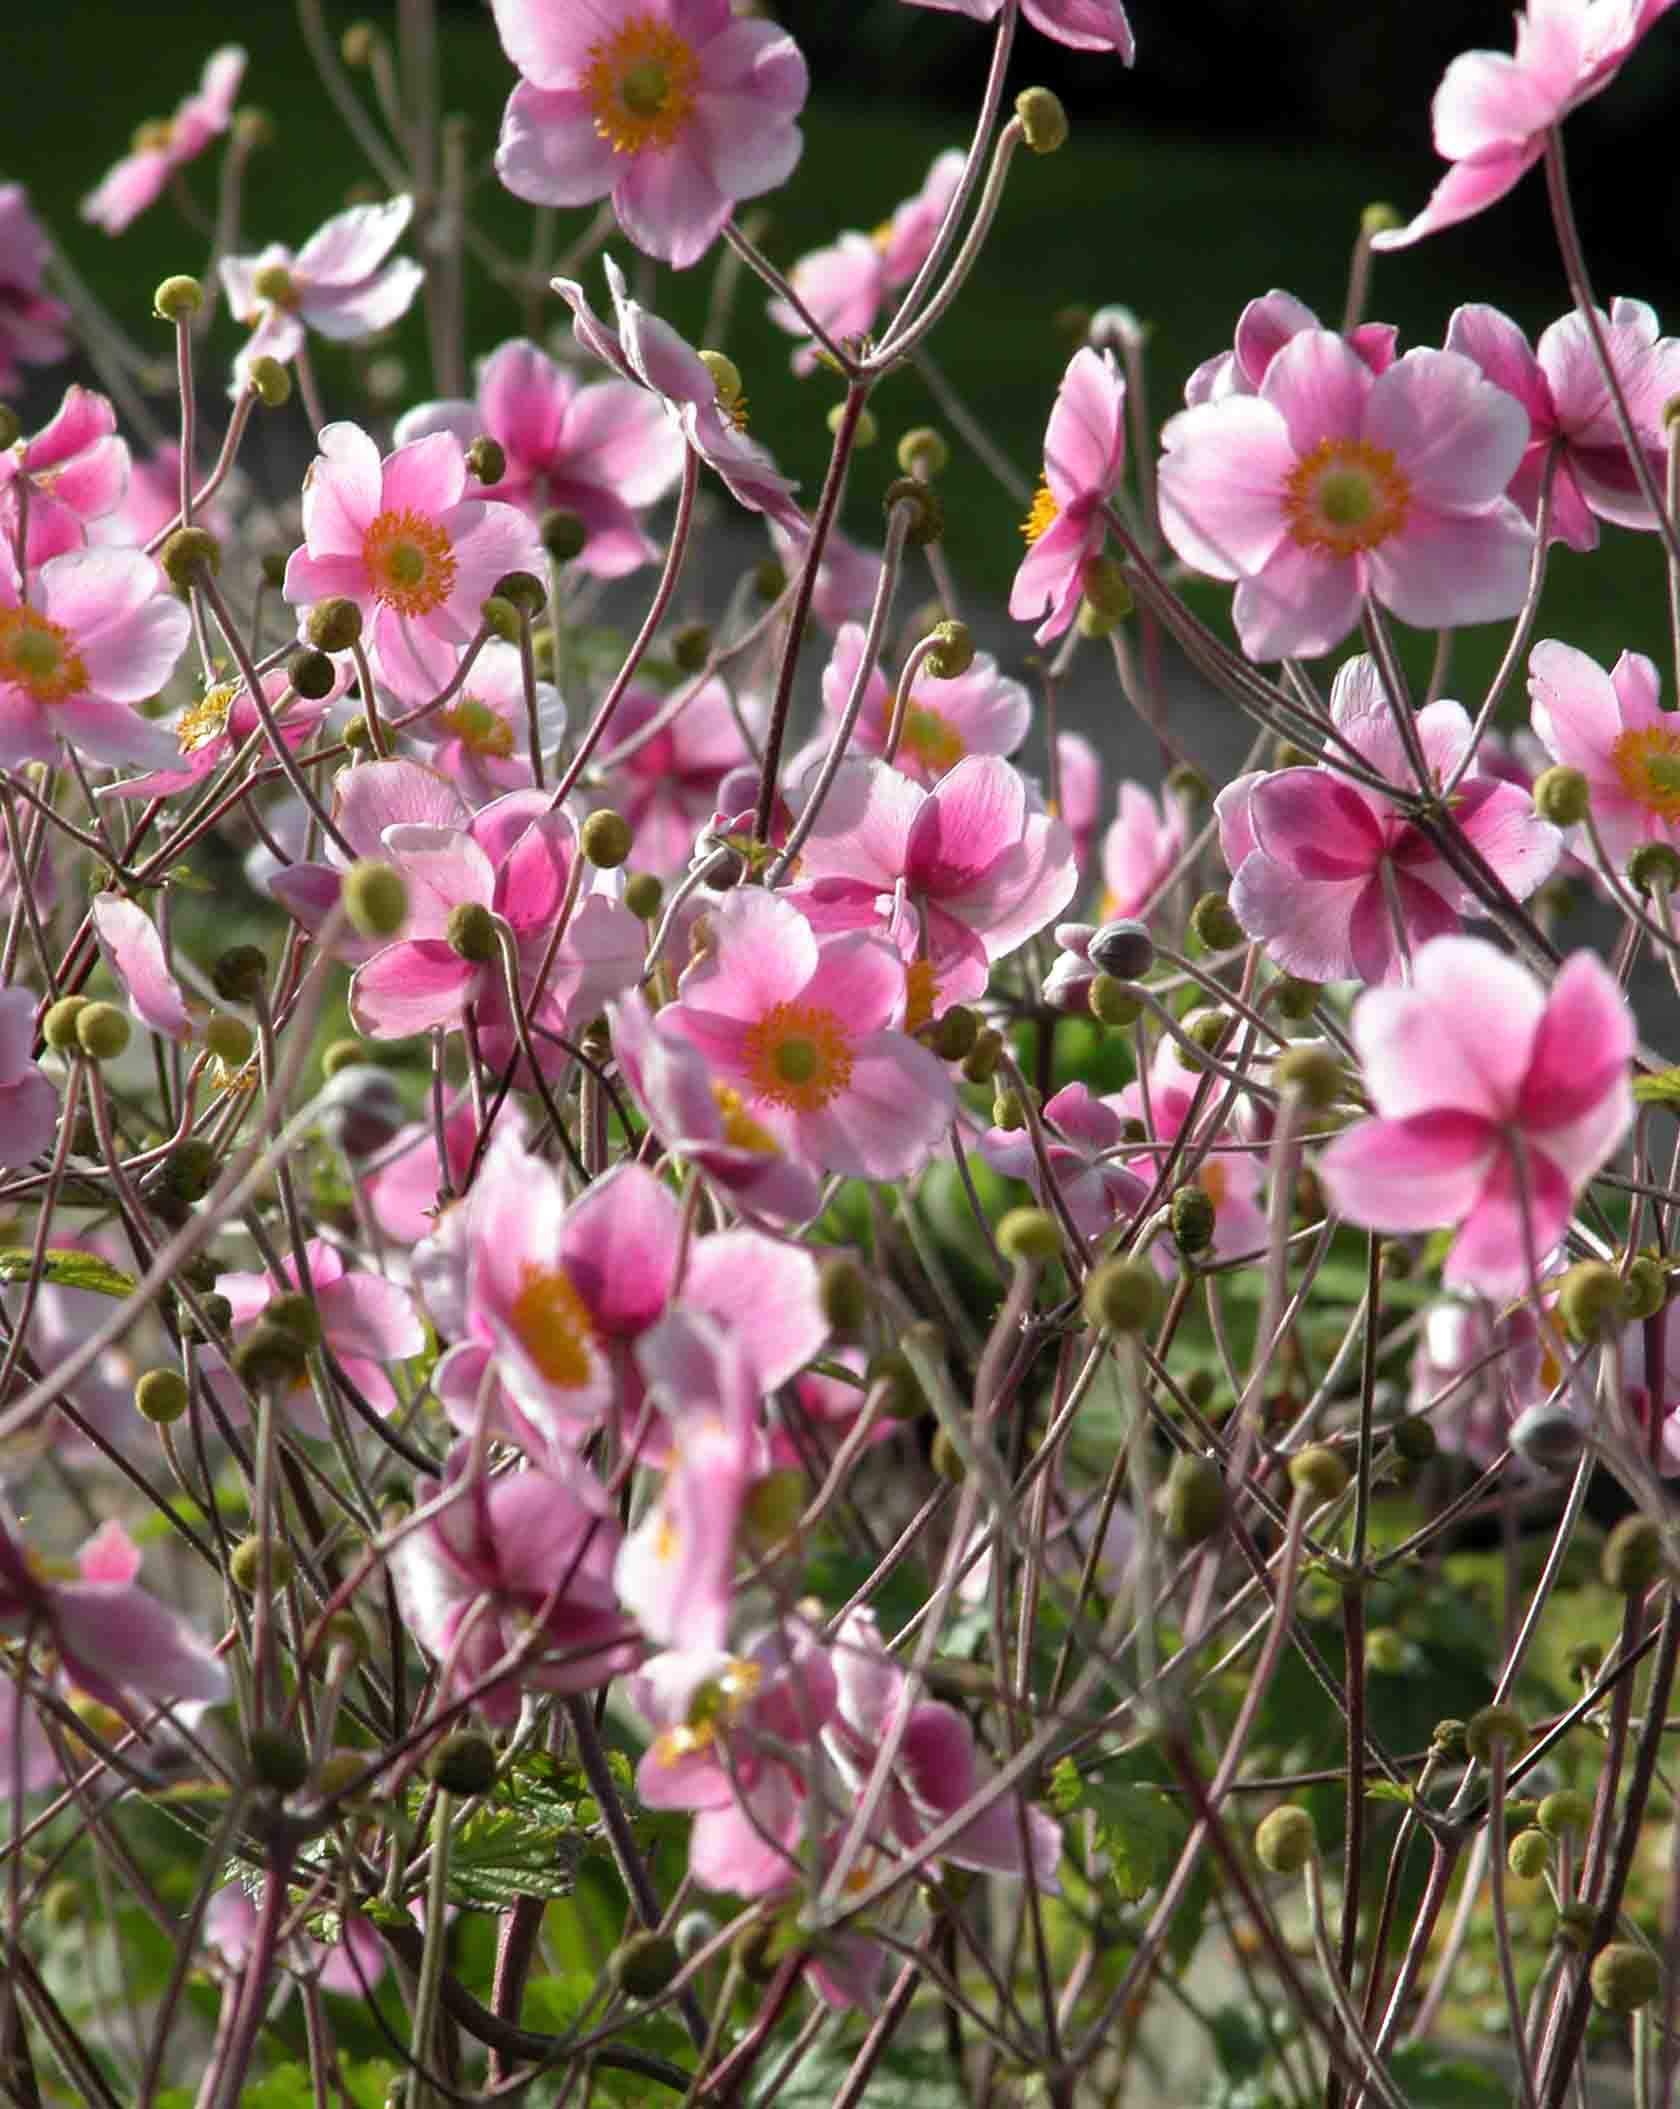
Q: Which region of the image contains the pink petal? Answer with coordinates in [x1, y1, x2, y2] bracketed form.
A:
[350, 941, 478, 1037]
[495, 82, 620, 208]
[1444, 1147, 1572, 1297]
[1354, 936, 1545, 1120]
[1158, 397, 1295, 579]
[1318, 1110, 1497, 1231]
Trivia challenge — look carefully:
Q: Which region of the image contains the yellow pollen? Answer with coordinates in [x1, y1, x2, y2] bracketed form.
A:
[362, 507, 457, 619]
[905, 959, 939, 1035]
[1021, 478, 1059, 545]
[1611, 723, 1680, 821]
[871, 218, 895, 252]
[741, 1001, 855, 1114]
[1281, 438, 1410, 560]
[710, 1080, 779, 1155]
[652, 1723, 713, 1765]
[900, 702, 966, 777]
[176, 682, 236, 756]
[582, 16, 701, 156]
[438, 695, 514, 760]
[508, 1265, 596, 1391]
[0, 606, 87, 707]
[654, 1510, 680, 1565]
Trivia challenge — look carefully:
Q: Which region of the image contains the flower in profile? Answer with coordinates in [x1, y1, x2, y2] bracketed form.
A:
[811, 623, 1031, 787]
[492, 0, 809, 268]
[1010, 346, 1128, 646]
[395, 335, 685, 579]
[115, 661, 344, 803]
[1445, 300, 1680, 551]
[81, 46, 247, 235]
[1318, 936, 1634, 1296]
[1371, 1, 1678, 252]
[980, 1082, 1149, 1242]
[221, 196, 424, 388]
[899, 0, 1135, 60]
[0, 986, 57, 1167]
[1099, 779, 1188, 921]
[1528, 637, 1680, 869]
[1185, 289, 1396, 408]
[1216, 655, 1560, 983]
[91, 894, 201, 1043]
[282, 421, 544, 702]
[0, 386, 131, 567]
[876, 148, 966, 286]
[767, 234, 885, 375]
[0, 184, 69, 394]
[1159, 332, 1533, 661]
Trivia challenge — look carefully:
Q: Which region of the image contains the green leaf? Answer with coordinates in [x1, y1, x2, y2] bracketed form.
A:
[1050, 1759, 1187, 1904]
[240, 2068, 316, 2109]
[1365, 1780, 1415, 1807]
[1634, 1067, 1680, 1105]
[759, 2044, 969, 2109]
[1386, 2046, 1507, 2106]
[0, 1247, 138, 1297]
[435, 1747, 598, 1909]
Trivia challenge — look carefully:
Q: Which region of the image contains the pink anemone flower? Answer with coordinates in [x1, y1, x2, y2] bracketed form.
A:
[767, 233, 885, 374]
[1099, 779, 1188, 922]
[877, 148, 966, 286]
[0, 548, 188, 771]
[81, 46, 247, 236]
[394, 335, 685, 579]
[492, 0, 808, 269]
[1159, 332, 1534, 661]
[980, 1081, 1149, 1243]
[0, 986, 57, 1166]
[114, 660, 345, 803]
[1318, 936, 1634, 1297]
[0, 386, 130, 567]
[91, 894, 201, 1043]
[1445, 300, 1680, 551]
[0, 184, 70, 395]
[1215, 655, 1561, 983]
[1010, 346, 1128, 646]
[402, 638, 567, 805]
[1185, 289, 1396, 408]
[657, 888, 956, 1182]
[812, 622, 1031, 787]
[221, 195, 424, 388]
[1371, 0, 1678, 252]
[1528, 637, 1680, 870]
[592, 677, 754, 877]
[282, 420, 545, 704]
[899, 0, 1134, 60]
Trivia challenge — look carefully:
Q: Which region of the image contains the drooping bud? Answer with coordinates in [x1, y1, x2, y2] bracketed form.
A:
[608, 1931, 682, 2000]
[230, 1534, 296, 1593]
[1160, 1451, 1225, 1543]
[1015, 86, 1069, 154]
[1169, 1184, 1216, 1257]
[1078, 553, 1132, 633]
[1274, 976, 1321, 1021]
[1537, 1790, 1593, 1840]
[925, 619, 974, 680]
[1464, 1704, 1527, 1764]
[232, 1323, 310, 1394]
[1509, 1402, 1586, 1473]
[429, 1730, 498, 1797]
[1602, 1513, 1664, 1593]
[1623, 1253, 1669, 1319]
[1391, 1415, 1437, 1464]
[960, 1026, 1003, 1085]
[247, 1728, 310, 1795]
[211, 944, 268, 1004]
[540, 508, 589, 562]
[1628, 841, 1680, 896]
[1275, 1045, 1343, 1110]
[248, 356, 292, 407]
[1556, 1259, 1626, 1344]
[930, 1005, 979, 1061]
[1089, 974, 1142, 1029]
[623, 871, 663, 921]
[1190, 892, 1244, 953]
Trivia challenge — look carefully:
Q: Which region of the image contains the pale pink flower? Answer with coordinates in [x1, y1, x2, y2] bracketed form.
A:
[493, 0, 808, 269]
[1056, 730, 1103, 872]
[899, 0, 1135, 59]
[877, 149, 966, 287]
[205, 1882, 389, 1996]
[767, 233, 885, 374]
[217, 1238, 423, 1436]
[0, 386, 130, 567]
[91, 894, 200, 1043]
[980, 1082, 1149, 1242]
[771, 519, 882, 631]
[0, 547, 188, 770]
[658, 888, 956, 1182]
[362, 1095, 525, 1246]
[114, 661, 343, 802]
[221, 195, 423, 387]
[1529, 637, 1680, 868]
[0, 184, 69, 394]
[593, 678, 753, 876]
[394, 335, 685, 578]
[282, 421, 544, 703]
[1318, 936, 1634, 1296]
[1159, 333, 1534, 661]
[402, 639, 566, 804]
[81, 46, 247, 235]
[0, 986, 56, 1166]
[1010, 347, 1128, 646]
[1114, 1039, 1269, 1267]
[1446, 300, 1680, 551]
[1216, 656, 1560, 983]
[1185, 289, 1395, 408]
[90, 441, 234, 552]
[1372, 0, 1677, 251]
[812, 622, 1031, 787]
[1099, 779, 1188, 921]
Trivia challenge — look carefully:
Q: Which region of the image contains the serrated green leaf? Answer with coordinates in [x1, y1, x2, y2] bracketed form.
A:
[1049, 1760, 1186, 1903]
[1634, 1067, 1680, 1105]
[1365, 1780, 1415, 1807]
[0, 1248, 137, 1297]
[1385, 2046, 1506, 2105]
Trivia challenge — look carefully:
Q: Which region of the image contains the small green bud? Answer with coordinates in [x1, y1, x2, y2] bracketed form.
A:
[40, 1878, 82, 1929]
[153, 274, 204, 322]
[1623, 1254, 1669, 1320]
[960, 1026, 1003, 1085]
[1165, 761, 1210, 807]
[540, 508, 589, 562]
[884, 476, 943, 546]
[159, 527, 221, 589]
[247, 1729, 310, 1796]
[670, 619, 711, 672]
[341, 21, 377, 65]
[1275, 976, 1321, 1022]
[998, 1206, 1062, 1265]
[1555, 1901, 1595, 1950]
[1365, 1627, 1409, 1675]
[42, 995, 90, 1052]
[1181, 1009, 1233, 1068]
[581, 809, 633, 869]
[608, 1931, 682, 2000]
[1603, 1513, 1664, 1593]
[320, 1613, 367, 1667]
[991, 1085, 1027, 1132]
[306, 597, 362, 653]
[233, 1323, 310, 1393]
[315, 1750, 368, 1801]
[930, 1005, 979, 1061]
[235, 107, 275, 150]
[1465, 1704, 1528, 1764]
[211, 944, 267, 1004]
[623, 871, 663, 921]
[1015, 85, 1069, 154]
[1160, 1451, 1225, 1543]
[1255, 1805, 1315, 1875]
[247, 355, 291, 407]
[265, 1292, 322, 1350]
[1508, 1828, 1550, 1880]
[929, 1426, 966, 1482]
[1275, 1044, 1343, 1110]
[160, 1137, 218, 1204]
[343, 860, 408, 941]
[429, 1731, 498, 1797]
[134, 1368, 189, 1424]
[204, 1013, 254, 1067]
[925, 618, 974, 680]
[1084, 1260, 1163, 1335]
[1169, 1184, 1217, 1257]
[1557, 1259, 1626, 1344]
[1077, 553, 1133, 633]
[478, 595, 520, 644]
[1184, 1369, 1217, 1409]
[287, 646, 338, 701]
[1392, 1415, 1438, 1464]
[828, 401, 877, 446]
[1591, 1942, 1661, 2014]
[1538, 1789, 1593, 1840]
[1089, 974, 1142, 1028]
[866, 1346, 926, 1421]
[897, 426, 949, 478]
[185, 1292, 234, 1341]
[493, 570, 545, 616]
[1628, 841, 1680, 895]
[465, 434, 506, 485]
[1088, 919, 1154, 980]
[1533, 764, 1590, 828]
[1190, 892, 1244, 953]
[229, 1534, 296, 1593]
[753, 556, 787, 601]
[819, 1256, 871, 1339]
[1432, 1717, 1469, 1757]
[1361, 201, 1402, 237]
[1288, 1444, 1350, 1505]
[446, 901, 498, 963]
[75, 1002, 130, 1062]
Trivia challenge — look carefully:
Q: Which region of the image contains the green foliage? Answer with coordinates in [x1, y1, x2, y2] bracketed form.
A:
[1050, 1757, 1187, 1904]
[0, 1247, 137, 1296]
[420, 1747, 602, 1910]
[758, 2043, 971, 2108]
[1386, 2046, 1509, 2105]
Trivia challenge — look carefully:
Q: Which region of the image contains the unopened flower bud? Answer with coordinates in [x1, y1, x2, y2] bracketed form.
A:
[1084, 1259, 1163, 1336]
[960, 1026, 1003, 1084]
[287, 646, 338, 701]
[42, 996, 89, 1051]
[341, 21, 377, 65]
[1603, 1512, 1664, 1593]
[1088, 919, 1154, 979]
[670, 619, 711, 671]
[1170, 1184, 1216, 1256]
[1533, 764, 1589, 828]
[998, 1206, 1062, 1265]
[1557, 1259, 1625, 1343]
[1190, 892, 1243, 953]
[581, 809, 632, 869]
[75, 1002, 130, 1062]
[159, 1137, 218, 1205]
[211, 944, 268, 1004]
[819, 1256, 871, 1339]
[317, 1062, 406, 1158]
[1089, 974, 1142, 1028]
[828, 401, 876, 445]
[1592, 1942, 1661, 2014]
[540, 508, 589, 562]
[1361, 201, 1402, 237]
[622, 871, 663, 921]
[1166, 761, 1210, 808]
[608, 1930, 682, 1999]
[1629, 840, 1680, 895]
[866, 1346, 926, 1420]
[247, 1728, 310, 1795]
[134, 1368, 189, 1424]
[1623, 1253, 1669, 1319]
[153, 274, 204, 322]
[159, 527, 221, 588]
[991, 1085, 1027, 1131]
[465, 434, 506, 485]
[1078, 553, 1132, 631]
[1182, 1009, 1233, 1068]
[1538, 1789, 1593, 1840]
[884, 476, 943, 546]
[1392, 1415, 1437, 1463]
[247, 356, 291, 407]
[925, 619, 973, 679]
[430, 1730, 498, 1797]
[306, 597, 362, 652]
[930, 1004, 979, 1061]
[1555, 1901, 1595, 1950]
[233, 1322, 310, 1393]
[265, 1293, 321, 1350]
[1510, 1402, 1586, 1473]
[230, 1533, 295, 1593]
[1275, 976, 1321, 1021]
[1255, 1805, 1314, 1875]
[1432, 1717, 1468, 1756]
[1015, 85, 1069, 153]
[1160, 1451, 1225, 1542]
[1288, 1444, 1350, 1505]
[1275, 1044, 1343, 1110]
[344, 860, 408, 941]
[446, 901, 498, 963]
[1464, 1704, 1527, 1764]
[897, 426, 949, 478]
[1508, 1828, 1550, 1880]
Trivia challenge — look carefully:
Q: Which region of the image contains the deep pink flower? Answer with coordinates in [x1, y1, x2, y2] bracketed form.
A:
[981, 1082, 1150, 1242]
[899, 0, 1134, 59]
[1446, 300, 1680, 551]
[1159, 332, 1534, 661]
[1011, 347, 1128, 646]
[401, 639, 566, 804]
[810, 622, 1031, 787]
[0, 986, 56, 1166]
[0, 548, 188, 770]
[1318, 936, 1634, 1296]
[282, 421, 545, 703]
[1528, 637, 1680, 869]
[395, 336, 685, 579]
[0, 386, 130, 567]
[221, 196, 424, 386]
[492, 0, 808, 269]
[1185, 290, 1396, 408]
[1216, 656, 1560, 982]
[81, 46, 246, 235]
[1372, 0, 1677, 251]
[0, 184, 69, 394]
[593, 678, 754, 876]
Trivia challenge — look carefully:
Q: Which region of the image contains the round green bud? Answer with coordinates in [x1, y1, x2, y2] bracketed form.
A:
[698, 349, 744, 408]
[1538, 1789, 1594, 1840]
[731, 1919, 781, 1983]
[1275, 1044, 1343, 1110]
[0, 406, 19, 451]
[211, 944, 268, 1004]
[866, 1346, 926, 1421]
[429, 1730, 498, 1797]
[259, 550, 289, 590]
[540, 508, 589, 562]
[929, 1426, 966, 1482]
[315, 1750, 368, 1801]
[229, 1534, 296, 1594]
[1465, 1704, 1528, 1764]
[623, 871, 663, 922]
[265, 1292, 322, 1349]
[581, 809, 633, 869]
[287, 646, 338, 701]
[1161, 1451, 1225, 1544]
[1591, 1942, 1661, 2014]
[960, 1026, 1003, 1085]
[341, 717, 379, 756]
[897, 426, 949, 478]
[247, 355, 292, 407]
[235, 107, 275, 150]
[608, 1931, 682, 2000]
[998, 1206, 1062, 1265]
[930, 1005, 979, 1061]
[465, 434, 506, 485]
[1184, 1369, 1217, 1409]
[1533, 764, 1590, 828]
[991, 1085, 1027, 1132]
[1166, 761, 1211, 808]
[754, 556, 787, 601]
[185, 1292, 234, 1341]
[1628, 841, 1680, 896]
[819, 1256, 871, 1339]
[1557, 1259, 1627, 1344]
[247, 1729, 310, 1796]
[492, 571, 545, 618]
[1555, 1901, 1595, 1950]
[445, 901, 498, 963]
[1508, 1828, 1550, 1880]
[42, 995, 89, 1052]
[924, 619, 974, 681]
[884, 476, 943, 547]
[1190, 892, 1244, 953]
[343, 860, 408, 942]
[305, 597, 362, 653]
[134, 1368, 189, 1424]
[153, 274, 204, 322]
[1361, 201, 1402, 238]
[1288, 1444, 1350, 1505]
[204, 1013, 254, 1067]
[1602, 1513, 1664, 1593]
[1084, 1260, 1163, 1336]
[1365, 1627, 1408, 1674]
[1506, 1798, 1541, 1833]
[1623, 1254, 1669, 1320]
[341, 21, 377, 65]
[1275, 976, 1321, 1022]
[40, 1878, 82, 1929]
[480, 596, 522, 646]
[1169, 1184, 1217, 1257]
[1015, 85, 1070, 154]
[75, 1002, 130, 1062]
[1088, 920, 1154, 980]
[161, 1137, 219, 1204]
[669, 619, 711, 673]
[159, 527, 221, 589]
[233, 1323, 310, 1393]
[1077, 553, 1133, 634]
[828, 401, 877, 447]
[1392, 1415, 1438, 1464]
[1432, 1717, 1468, 1757]
[1182, 1009, 1233, 1068]
[1255, 1805, 1315, 1876]
[1089, 974, 1143, 1028]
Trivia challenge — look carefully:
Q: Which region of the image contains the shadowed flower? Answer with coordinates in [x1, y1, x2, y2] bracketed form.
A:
[0, 386, 130, 567]
[1010, 346, 1128, 646]
[0, 184, 69, 394]
[81, 46, 246, 235]
[221, 195, 424, 389]
[1529, 637, 1680, 870]
[0, 986, 57, 1166]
